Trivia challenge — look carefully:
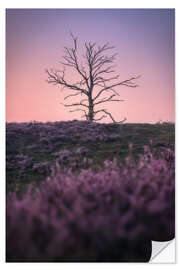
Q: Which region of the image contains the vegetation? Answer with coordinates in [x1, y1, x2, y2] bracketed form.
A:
[6, 121, 175, 262]
[6, 121, 174, 193]
[46, 34, 139, 122]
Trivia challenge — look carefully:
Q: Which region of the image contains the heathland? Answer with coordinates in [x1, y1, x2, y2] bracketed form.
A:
[6, 121, 175, 262]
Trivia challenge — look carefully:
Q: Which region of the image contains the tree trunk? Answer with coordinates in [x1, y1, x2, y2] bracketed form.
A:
[88, 97, 94, 122]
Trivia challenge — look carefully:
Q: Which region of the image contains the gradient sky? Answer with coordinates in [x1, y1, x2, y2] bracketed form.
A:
[6, 9, 175, 123]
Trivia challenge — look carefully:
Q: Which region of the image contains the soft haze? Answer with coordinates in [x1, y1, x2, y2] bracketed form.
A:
[6, 9, 175, 123]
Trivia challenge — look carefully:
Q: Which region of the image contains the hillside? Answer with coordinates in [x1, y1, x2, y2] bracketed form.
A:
[6, 120, 175, 192]
[6, 120, 175, 262]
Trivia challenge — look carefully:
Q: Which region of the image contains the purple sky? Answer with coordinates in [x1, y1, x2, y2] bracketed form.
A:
[6, 9, 175, 123]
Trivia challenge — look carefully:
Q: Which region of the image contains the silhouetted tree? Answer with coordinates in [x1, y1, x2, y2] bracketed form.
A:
[46, 33, 139, 123]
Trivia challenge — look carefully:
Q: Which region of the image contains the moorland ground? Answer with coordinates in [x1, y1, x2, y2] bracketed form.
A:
[6, 121, 175, 262]
[6, 121, 175, 193]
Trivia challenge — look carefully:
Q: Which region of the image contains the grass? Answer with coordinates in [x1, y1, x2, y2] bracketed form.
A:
[6, 121, 175, 193]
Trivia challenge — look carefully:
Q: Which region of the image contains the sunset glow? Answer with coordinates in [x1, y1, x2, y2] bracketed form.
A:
[6, 9, 175, 123]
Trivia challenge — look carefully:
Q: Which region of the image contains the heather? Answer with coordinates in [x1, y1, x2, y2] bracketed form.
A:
[6, 120, 174, 192]
[6, 121, 175, 262]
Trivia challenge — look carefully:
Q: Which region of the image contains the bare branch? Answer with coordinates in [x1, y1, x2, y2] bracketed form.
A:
[63, 35, 90, 90]
[80, 98, 88, 104]
[45, 68, 88, 96]
[69, 108, 85, 113]
[93, 74, 119, 85]
[94, 94, 124, 105]
[64, 92, 82, 100]
[69, 108, 88, 120]
[60, 99, 89, 108]
[46, 34, 140, 123]
[94, 115, 107, 121]
[94, 76, 139, 101]
[94, 109, 126, 123]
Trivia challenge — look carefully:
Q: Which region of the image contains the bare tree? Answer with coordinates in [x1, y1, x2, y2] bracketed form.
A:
[46, 33, 139, 123]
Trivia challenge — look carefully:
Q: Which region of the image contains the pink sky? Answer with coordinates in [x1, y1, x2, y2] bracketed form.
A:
[6, 9, 175, 123]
